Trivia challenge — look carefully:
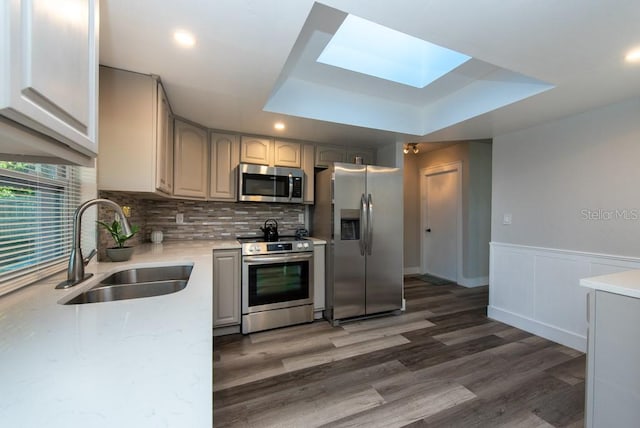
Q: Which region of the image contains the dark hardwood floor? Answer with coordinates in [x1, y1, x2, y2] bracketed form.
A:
[213, 276, 585, 427]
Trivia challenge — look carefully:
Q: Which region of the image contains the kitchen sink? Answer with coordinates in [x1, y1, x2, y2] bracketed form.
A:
[63, 265, 193, 305]
[98, 265, 193, 285]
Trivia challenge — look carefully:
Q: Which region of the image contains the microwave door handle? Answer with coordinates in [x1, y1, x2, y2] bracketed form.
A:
[367, 193, 373, 255]
[360, 194, 367, 256]
[289, 173, 293, 200]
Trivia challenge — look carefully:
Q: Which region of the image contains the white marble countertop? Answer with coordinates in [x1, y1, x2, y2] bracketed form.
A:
[0, 240, 235, 428]
[308, 237, 327, 245]
[580, 269, 640, 299]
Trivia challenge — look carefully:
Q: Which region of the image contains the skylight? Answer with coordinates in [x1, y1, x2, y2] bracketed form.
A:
[317, 14, 471, 88]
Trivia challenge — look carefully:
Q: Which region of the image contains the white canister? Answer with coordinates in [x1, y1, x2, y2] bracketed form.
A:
[150, 230, 164, 244]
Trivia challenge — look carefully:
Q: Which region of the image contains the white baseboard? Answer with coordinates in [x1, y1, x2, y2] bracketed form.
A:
[404, 266, 421, 275]
[488, 306, 586, 352]
[458, 276, 489, 288]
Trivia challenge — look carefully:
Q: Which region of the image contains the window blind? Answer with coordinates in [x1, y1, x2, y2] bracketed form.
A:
[0, 161, 83, 295]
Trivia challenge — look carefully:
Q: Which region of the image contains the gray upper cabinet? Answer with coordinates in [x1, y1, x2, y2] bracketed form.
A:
[346, 149, 375, 165]
[209, 133, 240, 201]
[274, 140, 301, 168]
[240, 136, 273, 165]
[98, 67, 174, 195]
[315, 144, 375, 168]
[173, 119, 208, 199]
[156, 86, 173, 194]
[0, 0, 99, 165]
[302, 143, 315, 204]
[240, 137, 303, 168]
[315, 145, 346, 168]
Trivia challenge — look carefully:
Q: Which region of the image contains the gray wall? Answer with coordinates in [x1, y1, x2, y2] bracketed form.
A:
[403, 141, 492, 280]
[376, 142, 404, 168]
[403, 153, 420, 269]
[491, 96, 640, 256]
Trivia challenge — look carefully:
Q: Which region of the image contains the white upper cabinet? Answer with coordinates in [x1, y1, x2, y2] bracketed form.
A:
[0, 0, 98, 165]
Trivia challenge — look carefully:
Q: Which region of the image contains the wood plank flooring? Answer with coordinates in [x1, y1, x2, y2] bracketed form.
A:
[213, 276, 585, 427]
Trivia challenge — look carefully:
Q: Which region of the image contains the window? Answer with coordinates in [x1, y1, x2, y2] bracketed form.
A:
[0, 161, 87, 295]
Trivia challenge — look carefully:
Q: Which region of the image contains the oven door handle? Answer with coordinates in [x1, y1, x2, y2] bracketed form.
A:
[243, 253, 313, 264]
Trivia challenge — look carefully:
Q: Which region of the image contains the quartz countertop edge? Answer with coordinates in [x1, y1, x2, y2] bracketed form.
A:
[0, 240, 231, 428]
[580, 269, 640, 299]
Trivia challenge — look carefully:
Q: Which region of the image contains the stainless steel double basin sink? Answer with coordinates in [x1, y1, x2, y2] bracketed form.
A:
[63, 265, 193, 305]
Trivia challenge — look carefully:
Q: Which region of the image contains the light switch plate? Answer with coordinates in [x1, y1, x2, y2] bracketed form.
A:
[176, 213, 184, 224]
[503, 213, 512, 225]
[298, 213, 304, 223]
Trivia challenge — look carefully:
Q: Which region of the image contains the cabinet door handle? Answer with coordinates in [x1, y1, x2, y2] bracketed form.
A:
[586, 292, 590, 323]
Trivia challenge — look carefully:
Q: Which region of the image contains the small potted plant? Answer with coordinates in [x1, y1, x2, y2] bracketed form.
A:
[97, 219, 140, 262]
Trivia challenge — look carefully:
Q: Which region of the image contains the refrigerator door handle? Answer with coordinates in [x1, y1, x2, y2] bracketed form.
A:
[367, 193, 373, 255]
[360, 193, 367, 256]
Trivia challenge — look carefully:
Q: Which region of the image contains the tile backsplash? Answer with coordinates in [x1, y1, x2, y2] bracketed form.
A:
[98, 191, 305, 259]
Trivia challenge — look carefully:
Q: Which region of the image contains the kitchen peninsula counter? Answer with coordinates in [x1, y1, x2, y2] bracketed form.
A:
[0, 240, 237, 428]
[580, 269, 640, 298]
[580, 269, 640, 427]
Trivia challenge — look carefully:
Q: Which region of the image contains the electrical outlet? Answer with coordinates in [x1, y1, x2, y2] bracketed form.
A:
[503, 213, 512, 225]
[176, 213, 184, 224]
[298, 213, 304, 223]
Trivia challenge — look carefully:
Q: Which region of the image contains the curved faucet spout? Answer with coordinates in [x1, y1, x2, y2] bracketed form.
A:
[56, 198, 132, 289]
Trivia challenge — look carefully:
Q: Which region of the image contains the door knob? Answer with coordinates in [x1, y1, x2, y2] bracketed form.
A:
[426, 228, 431, 232]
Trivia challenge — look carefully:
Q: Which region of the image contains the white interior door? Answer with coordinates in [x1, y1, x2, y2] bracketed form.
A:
[423, 168, 459, 281]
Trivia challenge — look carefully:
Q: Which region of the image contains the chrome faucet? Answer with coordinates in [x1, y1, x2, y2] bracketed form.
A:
[56, 198, 132, 289]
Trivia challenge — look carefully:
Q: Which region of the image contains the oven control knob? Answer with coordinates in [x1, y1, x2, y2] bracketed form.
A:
[296, 243, 303, 249]
[303, 242, 310, 248]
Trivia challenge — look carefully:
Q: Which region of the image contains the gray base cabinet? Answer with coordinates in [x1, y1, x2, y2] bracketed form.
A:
[313, 243, 325, 314]
[586, 290, 640, 427]
[213, 249, 241, 328]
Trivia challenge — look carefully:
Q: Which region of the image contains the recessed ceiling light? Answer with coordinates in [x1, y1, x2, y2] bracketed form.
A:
[174, 31, 196, 47]
[274, 122, 286, 130]
[625, 48, 640, 63]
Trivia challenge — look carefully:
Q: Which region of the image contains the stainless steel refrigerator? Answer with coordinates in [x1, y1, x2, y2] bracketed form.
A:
[313, 162, 403, 324]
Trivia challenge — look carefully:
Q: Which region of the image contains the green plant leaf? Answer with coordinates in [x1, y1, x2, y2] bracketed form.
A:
[97, 220, 139, 248]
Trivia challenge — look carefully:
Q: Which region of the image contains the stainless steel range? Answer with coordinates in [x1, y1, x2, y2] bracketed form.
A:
[238, 236, 314, 334]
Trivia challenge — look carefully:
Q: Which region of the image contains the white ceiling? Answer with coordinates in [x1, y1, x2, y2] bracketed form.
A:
[99, 0, 640, 149]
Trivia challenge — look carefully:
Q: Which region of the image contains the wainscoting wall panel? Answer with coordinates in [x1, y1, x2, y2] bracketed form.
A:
[489, 242, 640, 352]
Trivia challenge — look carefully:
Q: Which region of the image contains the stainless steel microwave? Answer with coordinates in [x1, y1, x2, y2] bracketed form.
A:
[238, 163, 304, 203]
